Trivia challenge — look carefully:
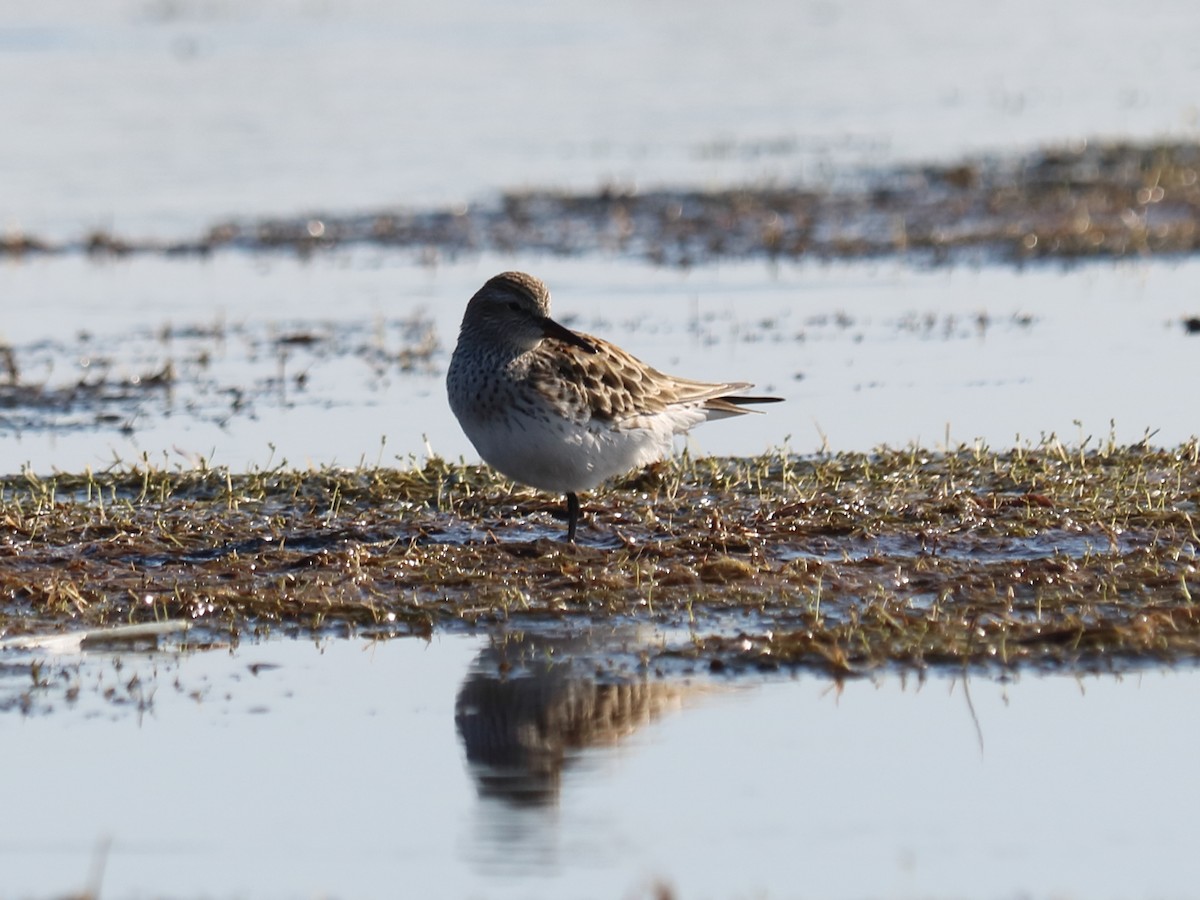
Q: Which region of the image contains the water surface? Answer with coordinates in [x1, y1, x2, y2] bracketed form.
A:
[3, 0, 1198, 239]
[3, 4, 1199, 898]
[1, 252, 1196, 473]
[2, 633, 1197, 898]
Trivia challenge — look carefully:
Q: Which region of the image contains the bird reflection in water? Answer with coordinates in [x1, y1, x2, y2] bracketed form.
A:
[455, 630, 694, 806]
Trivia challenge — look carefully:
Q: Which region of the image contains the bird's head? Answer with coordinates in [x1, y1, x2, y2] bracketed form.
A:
[461, 272, 596, 354]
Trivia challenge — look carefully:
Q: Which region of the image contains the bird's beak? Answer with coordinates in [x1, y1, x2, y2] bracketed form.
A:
[539, 316, 597, 353]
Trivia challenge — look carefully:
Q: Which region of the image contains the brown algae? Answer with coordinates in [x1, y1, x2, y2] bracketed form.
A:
[0, 439, 1197, 677]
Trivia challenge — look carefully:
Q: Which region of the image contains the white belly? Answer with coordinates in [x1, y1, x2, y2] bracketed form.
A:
[457, 406, 674, 493]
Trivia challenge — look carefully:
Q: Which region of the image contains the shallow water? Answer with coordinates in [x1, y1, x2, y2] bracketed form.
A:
[2, 633, 1198, 899]
[4, 0, 1199, 241]
[2, 0, 1198, 468]
[1, 252, 1197, 473]
[4, 3, 1200, 898]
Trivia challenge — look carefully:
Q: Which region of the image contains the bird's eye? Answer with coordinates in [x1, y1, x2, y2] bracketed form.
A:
[506, 301, 521, 312]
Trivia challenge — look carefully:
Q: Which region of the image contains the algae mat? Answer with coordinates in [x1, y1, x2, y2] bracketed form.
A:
[1, 440, 1197, 677]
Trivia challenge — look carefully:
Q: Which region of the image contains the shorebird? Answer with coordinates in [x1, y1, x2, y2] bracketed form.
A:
[446, 271, 782, 541]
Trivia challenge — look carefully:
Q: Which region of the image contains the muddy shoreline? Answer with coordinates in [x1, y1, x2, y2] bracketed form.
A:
[5, 139, 1200, 266]
[2, 442, 1198, 680]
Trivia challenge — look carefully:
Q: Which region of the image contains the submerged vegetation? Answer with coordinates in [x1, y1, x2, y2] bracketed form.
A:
[1, 439, 1197, 678]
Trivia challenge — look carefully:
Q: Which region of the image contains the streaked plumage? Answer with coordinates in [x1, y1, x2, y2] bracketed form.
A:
[446, 271, 781, 540]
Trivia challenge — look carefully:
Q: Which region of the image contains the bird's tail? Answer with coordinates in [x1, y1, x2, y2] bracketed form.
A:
[703, 394, 784, 418]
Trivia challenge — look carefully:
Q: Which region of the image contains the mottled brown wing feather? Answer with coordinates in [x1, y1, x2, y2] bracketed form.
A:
[527, 333, 771, 424]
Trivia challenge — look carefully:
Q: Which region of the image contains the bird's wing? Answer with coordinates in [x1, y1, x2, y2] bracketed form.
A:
[528, 332, 765, 427]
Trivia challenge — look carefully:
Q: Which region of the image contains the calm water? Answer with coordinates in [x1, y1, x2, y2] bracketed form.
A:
[3, 3, 1200, 898]
[2, 0, 1198, 240]
[2, 635, 1199, 899]
[1, 0, 1198, 469]
[0, 252, 1197, 473]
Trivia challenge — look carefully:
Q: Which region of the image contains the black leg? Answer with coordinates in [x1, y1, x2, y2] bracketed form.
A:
[565, 492, 580, 542]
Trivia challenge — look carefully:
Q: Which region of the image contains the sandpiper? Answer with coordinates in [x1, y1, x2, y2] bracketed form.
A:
[446, 271, 782, 541]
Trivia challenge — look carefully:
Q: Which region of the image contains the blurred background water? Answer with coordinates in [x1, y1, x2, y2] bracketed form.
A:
[2, 0, 1197, 239]
[2, 0, 1199, 470]
[2, 252, 1197, 473]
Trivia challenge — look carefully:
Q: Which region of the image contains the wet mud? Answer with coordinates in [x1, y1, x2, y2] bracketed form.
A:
[1, 442, 1197, 682]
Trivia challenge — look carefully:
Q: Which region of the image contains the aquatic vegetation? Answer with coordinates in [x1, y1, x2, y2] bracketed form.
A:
[4, 140, 1200, 266]
[0, 438, 1196, 677]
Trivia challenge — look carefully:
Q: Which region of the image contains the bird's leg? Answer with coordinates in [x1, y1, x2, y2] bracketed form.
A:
[565, 492, 580, 542]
